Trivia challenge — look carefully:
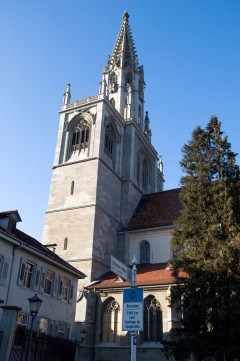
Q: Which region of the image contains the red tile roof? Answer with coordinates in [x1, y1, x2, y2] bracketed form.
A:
[14, 229, 86, 278]
[123, 188, 181, 231]
[88, 263, 178, 289]
[0, 226, 86, 279]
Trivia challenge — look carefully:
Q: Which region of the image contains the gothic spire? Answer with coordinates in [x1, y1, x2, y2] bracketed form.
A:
[110, 11, 139, 70]
[62, 83, 71, 105]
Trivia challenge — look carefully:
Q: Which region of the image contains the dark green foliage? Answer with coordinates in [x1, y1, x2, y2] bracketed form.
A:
[167, 116, 240, 361]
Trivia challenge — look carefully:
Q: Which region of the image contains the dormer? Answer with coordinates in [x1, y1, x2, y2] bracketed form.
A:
[0, 210, 22, 234]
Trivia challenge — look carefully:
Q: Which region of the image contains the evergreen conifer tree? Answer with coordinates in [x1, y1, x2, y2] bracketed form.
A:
[168, 116, 240, 361]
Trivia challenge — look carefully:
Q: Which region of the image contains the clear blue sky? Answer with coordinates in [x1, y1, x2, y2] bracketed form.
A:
[1, 0, 240, 241]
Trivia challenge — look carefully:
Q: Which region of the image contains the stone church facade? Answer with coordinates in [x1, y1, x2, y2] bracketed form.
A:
[43, 12, 180, 361]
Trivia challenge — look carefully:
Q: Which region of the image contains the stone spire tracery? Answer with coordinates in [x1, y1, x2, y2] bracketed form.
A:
[100, 12, 145, 127]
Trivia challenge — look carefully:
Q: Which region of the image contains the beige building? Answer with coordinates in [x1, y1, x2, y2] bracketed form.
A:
[43, 11, 181, 361]
[80, 189, 181, 361]
[0, 210, 85, 339]
[43, 11, 164, 322]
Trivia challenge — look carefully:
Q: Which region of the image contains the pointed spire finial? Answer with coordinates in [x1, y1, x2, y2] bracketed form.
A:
[132, 254, 137, 265]
[110, 11, 138, 70]
[123, 11, 129, 21]
[62, 83, 71, 105]
[158, 156, 163, 173]
[144, 111, 150, 132]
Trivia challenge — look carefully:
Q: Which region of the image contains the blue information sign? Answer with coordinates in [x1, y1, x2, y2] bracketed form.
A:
[123, 288, 143, 302]
[123, 288, 144, 331]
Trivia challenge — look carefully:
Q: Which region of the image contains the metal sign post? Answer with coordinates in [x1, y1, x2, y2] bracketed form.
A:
[122, 256, 143, 361]
[111, 254, 143, 361]
[131, 255, 137, 361]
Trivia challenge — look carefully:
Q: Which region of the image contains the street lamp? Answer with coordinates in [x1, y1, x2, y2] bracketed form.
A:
[25, 294, 43, 361]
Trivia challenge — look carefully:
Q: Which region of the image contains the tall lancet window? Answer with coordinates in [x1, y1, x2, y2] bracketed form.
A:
[63, 237, 68, 250]
[142, 158, 149, 190]
[139, 78, 144, 101]
[110, 73, 117, 93]
[143, 296, 163, 342]
[137, 149, 150, 192]
[110, 98, 115, 107]
[101, 298, 120, 343]
[138, 105, 142, 126]
[104, 122, 118, 164]
[126, 72, 132, 84]
[70, 181, 74, 195]
[71, 119, 90, 151]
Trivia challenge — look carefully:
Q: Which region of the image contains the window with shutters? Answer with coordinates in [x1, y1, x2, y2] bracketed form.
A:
[44, 270, 54, 295]
[57, 322, 66, 338]
[0, 256, 10, 285]
[39, 317, 49, 334]
[17, 312, 29, 328]
[62, 277, 71, 302]
[19, 261, 35, 288]
[16, 258, 73, 304]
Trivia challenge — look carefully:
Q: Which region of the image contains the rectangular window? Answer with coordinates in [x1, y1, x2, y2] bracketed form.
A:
[21, 262, 34, 288]
[0, 256, 3, 276]
[33, 266, 41, 291]
[62, 277, 71, 302]
[44, 270, 54, 295]
[57, 322, 66, 338]
[17, 312, 29, 328]
[39, 317, 49, 334]
[0, 257, 10, 285]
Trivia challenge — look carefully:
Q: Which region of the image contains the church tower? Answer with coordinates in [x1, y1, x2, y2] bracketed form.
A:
[43, 12, 164, 321]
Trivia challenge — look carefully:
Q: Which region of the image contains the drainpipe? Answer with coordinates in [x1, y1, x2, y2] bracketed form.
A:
[91, 289, 98, 361]
[6, 244, 21, 305]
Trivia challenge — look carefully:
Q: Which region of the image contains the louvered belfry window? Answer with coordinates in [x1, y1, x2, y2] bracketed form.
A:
[71, 119, 90, 151]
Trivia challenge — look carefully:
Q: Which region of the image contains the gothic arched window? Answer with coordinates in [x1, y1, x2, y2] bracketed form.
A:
[101, 298, 120, 343]
[110, 98, 115, 107]
[142, 158, 149, 190]
[139, 78, 144, 101]
[138, 105, 142, 126]
[71, 119, 90, 151]
[126, 73, 132, 84]
[104, 124, 116, 159]
[137, 150, 150, 192]
[140, 241, 150, 264]
[144, 296, 163, 342]
[110, 73, 117, 93]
